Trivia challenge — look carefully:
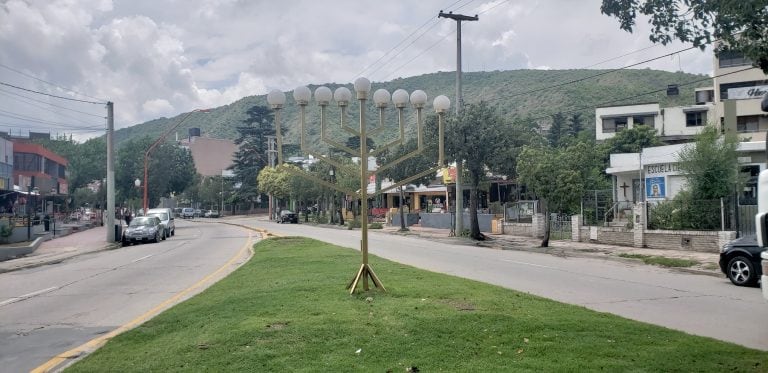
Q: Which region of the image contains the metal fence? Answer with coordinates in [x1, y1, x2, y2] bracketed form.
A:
[646, 197, 755, 235]
[581, 190, 614, 226]
[548, 213, 572, 241]
[504, 200, 538, 223]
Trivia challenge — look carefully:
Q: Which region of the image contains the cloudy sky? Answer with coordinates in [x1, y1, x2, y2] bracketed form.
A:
[0, 0, 713, 139]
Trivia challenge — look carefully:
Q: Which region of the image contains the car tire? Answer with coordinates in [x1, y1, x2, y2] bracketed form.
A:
[727, 256, 758, 286]
[152, 231, 160, 243]
[162, 230, 167, 240]
[122, 239, 129, 247]
[171, 229, 175, 237]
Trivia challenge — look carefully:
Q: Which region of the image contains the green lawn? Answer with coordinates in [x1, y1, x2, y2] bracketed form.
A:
[68, 237, 766, 372]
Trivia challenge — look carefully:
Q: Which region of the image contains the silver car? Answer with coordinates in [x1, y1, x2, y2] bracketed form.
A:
[122, 216, 164, 246]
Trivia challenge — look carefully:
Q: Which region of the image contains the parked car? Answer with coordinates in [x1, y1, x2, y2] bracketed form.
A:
[181, 208, 195, 219]
[146, 208, 175, 237]
[194, 209, 203, 218]
[719, 235, 765, 287]
[122, 216, 164, 246]
[278, 210, 298, 224]
[204, 210, 220, 218]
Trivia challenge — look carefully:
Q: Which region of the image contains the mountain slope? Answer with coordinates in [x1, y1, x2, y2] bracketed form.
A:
[114, 69, 710, 147]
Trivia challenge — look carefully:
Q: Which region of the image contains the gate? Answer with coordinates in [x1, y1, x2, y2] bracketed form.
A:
[549, 214, 572, 240]
[736, 204, 757, 236]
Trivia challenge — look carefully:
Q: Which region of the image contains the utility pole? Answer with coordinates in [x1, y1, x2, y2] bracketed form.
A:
[266, 135, 277, 220]
[439, 10, 478, 236]
[106, 102, 116, 242]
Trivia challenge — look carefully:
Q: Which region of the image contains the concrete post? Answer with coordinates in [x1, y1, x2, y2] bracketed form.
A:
[571, 214, 582, 242]
[633, 202, 645, 248]
[532, 213, 546, 238]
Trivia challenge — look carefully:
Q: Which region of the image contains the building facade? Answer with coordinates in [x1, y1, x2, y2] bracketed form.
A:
[598, 48, 768, 206]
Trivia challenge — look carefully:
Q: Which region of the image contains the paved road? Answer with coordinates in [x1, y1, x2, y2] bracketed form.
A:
[0, 220, 253, 373]
[236, 217, 768, 351]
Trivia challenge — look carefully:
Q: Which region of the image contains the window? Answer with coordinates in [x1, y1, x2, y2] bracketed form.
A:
[737, 115, 760, 132]
[633, 115, 655, 127]
[739, 165, 760, 205]
[685, 111, 706, 127]
[718, 50, 752, 68]
[13, 153, 41, 172]
[601, 117, 627, 133]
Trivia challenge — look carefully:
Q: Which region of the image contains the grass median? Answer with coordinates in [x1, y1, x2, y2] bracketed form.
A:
[68, 237, 766, 372]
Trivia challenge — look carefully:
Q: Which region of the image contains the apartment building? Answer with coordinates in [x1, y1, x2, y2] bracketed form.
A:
[598, 49, 767, 205]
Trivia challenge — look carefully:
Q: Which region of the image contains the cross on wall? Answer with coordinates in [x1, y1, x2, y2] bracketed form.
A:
[619, 182, 630, 197]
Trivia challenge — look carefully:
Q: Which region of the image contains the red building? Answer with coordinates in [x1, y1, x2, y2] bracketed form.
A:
[12, 141, 68, 195]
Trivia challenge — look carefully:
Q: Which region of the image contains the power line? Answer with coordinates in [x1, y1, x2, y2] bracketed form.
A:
[0, 109, 104, 130]
[352, 18, 438, 80]
[0, 89, 105, 119]
[383, 31, 455, 81]
[366, 20, 442, 81]
[0, 81, 106, 104]
[483, 45, 701, 105]
[0, 62, 106, 102]
[526, 66, 757, 122]
[353, 0, 483, 82]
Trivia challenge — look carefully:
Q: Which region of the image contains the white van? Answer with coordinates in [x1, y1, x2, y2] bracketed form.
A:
[146, 208, 175, 238]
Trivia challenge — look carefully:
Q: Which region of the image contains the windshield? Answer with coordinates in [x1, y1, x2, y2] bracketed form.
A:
[129, 217, 156, 227]
[149, 213, 168, 221]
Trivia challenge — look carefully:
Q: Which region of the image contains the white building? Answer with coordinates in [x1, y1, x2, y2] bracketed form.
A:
[606, 141, 765, 206]
[598, 47, 768, 206]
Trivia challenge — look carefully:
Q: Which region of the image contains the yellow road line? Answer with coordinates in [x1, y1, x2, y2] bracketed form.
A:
[31, 230, 255, 373]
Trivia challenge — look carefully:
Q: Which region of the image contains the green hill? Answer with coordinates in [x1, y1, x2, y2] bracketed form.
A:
[114, 68, 710, 147]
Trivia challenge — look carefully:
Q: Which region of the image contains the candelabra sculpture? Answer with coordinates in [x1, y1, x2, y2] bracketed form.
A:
[267, 77, 450, 293]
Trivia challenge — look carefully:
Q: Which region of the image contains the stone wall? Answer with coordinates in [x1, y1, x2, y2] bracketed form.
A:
[503, 222, 534, 237]
[644, 230, 731, 253]
[417, 213, 495, 232]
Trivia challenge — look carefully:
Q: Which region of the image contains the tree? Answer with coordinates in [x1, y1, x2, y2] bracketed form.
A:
[677, 125, 740, 199]
[517, 141, 608, 247]
[601, 0, 768, 73]
[547, 112, 566, 147]
[568, 113, 584, 137]
[231, 105, 274, 208]
[115, 137, 196, 209]
[602, 125, 663, 155]
[257, 164, 295, 206]
[36, 137, 106, 192]
[445, 102, 513, 240]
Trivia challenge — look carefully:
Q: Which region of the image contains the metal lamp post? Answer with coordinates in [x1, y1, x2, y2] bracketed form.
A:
[267, 78, 449, 294]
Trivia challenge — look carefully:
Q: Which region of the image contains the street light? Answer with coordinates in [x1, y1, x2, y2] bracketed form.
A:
[142, 109, 209, 213]
[267, 78, 449, 294]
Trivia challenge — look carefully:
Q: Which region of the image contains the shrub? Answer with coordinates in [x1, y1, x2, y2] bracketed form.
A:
[369, 222, 383, 229]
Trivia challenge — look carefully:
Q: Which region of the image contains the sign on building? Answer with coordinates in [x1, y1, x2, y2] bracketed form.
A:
[728, 85, 768, 100]
[646, 177, 666, 199]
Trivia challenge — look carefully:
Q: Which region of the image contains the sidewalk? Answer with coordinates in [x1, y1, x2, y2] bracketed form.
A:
[0, 225, 117, 273]
[380, 225, 723, 277]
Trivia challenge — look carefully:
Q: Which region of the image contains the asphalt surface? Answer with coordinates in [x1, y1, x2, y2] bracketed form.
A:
[0, 216, 723, 277]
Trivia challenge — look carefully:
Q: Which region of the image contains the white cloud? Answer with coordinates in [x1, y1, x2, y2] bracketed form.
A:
[0, 0, 721, 139]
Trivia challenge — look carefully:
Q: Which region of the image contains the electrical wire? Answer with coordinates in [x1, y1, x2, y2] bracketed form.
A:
[0, 81, 106, 105]
[483, 45, 701, 105]
[0, 62, 107, 102]
[0, 90, 105, 124]
[0, 109, 104, 130]
[383, 30, 456, 81]
[526, 66, 757, 122]
[353, 0, 484, 82]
